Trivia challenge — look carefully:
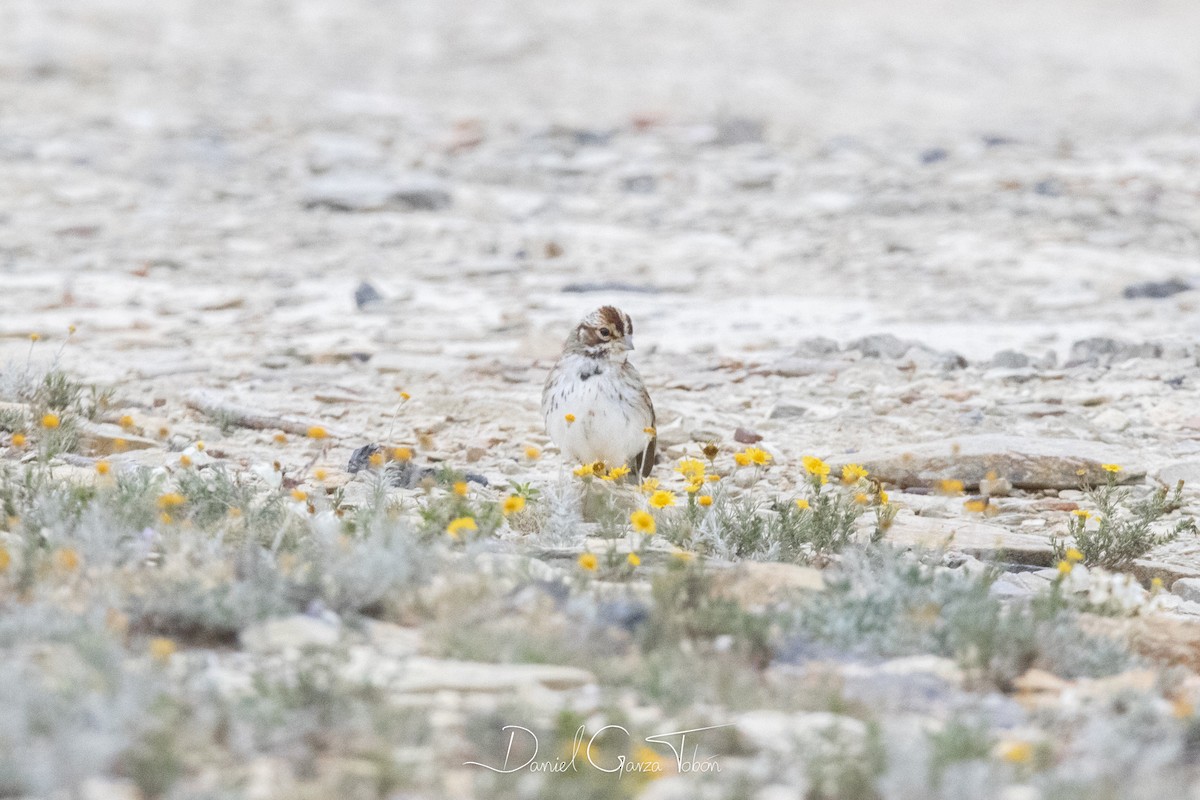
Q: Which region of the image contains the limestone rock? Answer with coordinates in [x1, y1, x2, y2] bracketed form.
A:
[711, 561, 825, 607]
[828, 435, 1143, 490]
[885, 513, 1055, 565]
[240, 614, 341, 653]
[77, 420, 158, 455]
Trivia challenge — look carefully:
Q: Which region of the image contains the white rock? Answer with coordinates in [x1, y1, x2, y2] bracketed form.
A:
[240, 614, 340, 653]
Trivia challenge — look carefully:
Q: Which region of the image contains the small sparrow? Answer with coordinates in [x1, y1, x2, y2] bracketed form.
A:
[542, 306, 656, 477]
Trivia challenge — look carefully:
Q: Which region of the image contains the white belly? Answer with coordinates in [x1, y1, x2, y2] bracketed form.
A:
[543, 357, 651, 468]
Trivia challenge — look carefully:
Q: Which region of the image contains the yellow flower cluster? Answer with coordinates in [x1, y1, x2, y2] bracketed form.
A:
[841, 464, 869, 483]
[446, 516, 477, 538]
[802, 455, 830, 482]
[734, 446, 771, 467]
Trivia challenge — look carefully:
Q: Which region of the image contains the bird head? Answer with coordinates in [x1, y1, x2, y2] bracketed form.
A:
[565, 305, 636, 360]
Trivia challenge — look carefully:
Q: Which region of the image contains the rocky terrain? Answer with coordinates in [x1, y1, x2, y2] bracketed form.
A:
[3, 0, 1200, 798]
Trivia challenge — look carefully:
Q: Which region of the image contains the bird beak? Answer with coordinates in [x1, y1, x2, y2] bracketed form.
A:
[624, 336, 635, 351]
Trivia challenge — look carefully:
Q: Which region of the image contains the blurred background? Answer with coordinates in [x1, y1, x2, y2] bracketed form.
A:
[1, 0, 1198, 395]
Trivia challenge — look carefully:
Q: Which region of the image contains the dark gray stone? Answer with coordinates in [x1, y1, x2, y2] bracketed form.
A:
[1123, 279, 1192, 299]
[1066, 337, 1162, 367]
[989, 350, 1030, 369]
[354, 281, 383, 310]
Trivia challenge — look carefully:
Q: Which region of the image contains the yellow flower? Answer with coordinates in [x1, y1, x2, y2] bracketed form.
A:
[648, 490, 676, 509]
[273, 433, 288, 444]
[997, 740, 1033, 764]
[291, 489, 308, 502]
[841, 464, 869, 483]
[55, 547, 81, 572]
[314, 468, 328, 482]
[936, 479, 965, 496]
[745, 447, 771, 465]
[29, 333, 40, 342]
[399, 391, 411, 401]
[178, 454, 192, 468]
[502, 495, 526, 515]
[1057, 560, 1073, 575]
[11, 433, 26, 447]
[698, 495, 713, 507]
[644, 427, 657, 436]
[118, 415, 135, 430]
[1065, 547, 1084, 563]
[707, 474, 720, 482]
[1101, 464, 1122, 473]
[963, 498, 988, 513]
[446, 516, 477, 539]
[393, 446, 412, 461]
[602, 465, 631, 481]
[113, 438, 128, 452]
[1151, 577, 1164, 593]
[148, 637, 176, 663]
[795, 498, 810, 510]
[41, 413, 60, 429]
[671, 549, 694, 563]
[156, 492, 186, 509]
[578, 552, 598, 571]
[228, 507, 242, 519]
[627, 552, 642, 567]
[573, 462, 596, 477]
[640, 478, 660, 493]
[95, 460, 111, 476]
[734, 452, 751, 467]
[524, 445, 541, 460]
[564, 413, 576, 424]
[801, 456, 830, 480]
[684, 478, 704, 494]
[306, 426, 328, 440]
[453, 481, 468, 496]
[630, 510, 656, 534]
[878, 491, 890, 505]
[159, 512, 173, 525]
[368, 451, 385, 468]
[0, 546, 10, 573]
[676, 459, 705, 480]
[854, 492, 870, 505]
[195, 441, 205, 451]
[1071, 509, 1091, 519]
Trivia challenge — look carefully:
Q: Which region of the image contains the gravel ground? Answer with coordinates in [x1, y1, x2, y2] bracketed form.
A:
[3, 0, 1200, 796]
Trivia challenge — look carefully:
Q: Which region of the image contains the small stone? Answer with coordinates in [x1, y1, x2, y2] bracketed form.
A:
[303, 172, 452, 212]
[1172, 578, 1200, 603]
[734, 427, 763, 444]
[920, 147, 949, 164]
[849, 333, 914, 359]
[1092, 408, 1130, 431]
[354, 281, 384, 309]
[1066, 337, 1162, 367]
[241, 614, 340, 653]
[1123, 279, 1191, 299]
[769, 404, 807, 419]
[989, 350, 1030, 369]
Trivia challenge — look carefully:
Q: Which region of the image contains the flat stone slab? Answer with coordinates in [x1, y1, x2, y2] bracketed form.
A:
[388, 658, 594, 694]
[885, 513, 1056, 566]
[829, 434, 1144, 490]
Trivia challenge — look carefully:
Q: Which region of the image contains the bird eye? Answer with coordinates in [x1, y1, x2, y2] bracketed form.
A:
[599, 327, 612, 338]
